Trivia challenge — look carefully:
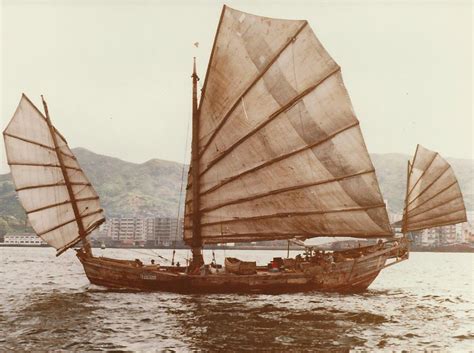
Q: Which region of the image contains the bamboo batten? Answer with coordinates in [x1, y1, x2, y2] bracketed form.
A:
[403, 144, 467, 232]
[3, 95, 105, 254]
[184, 7, 393, 244]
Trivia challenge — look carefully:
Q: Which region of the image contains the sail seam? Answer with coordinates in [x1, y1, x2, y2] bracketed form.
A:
[199, 65, 341, 177]
[198, 169, 374, 213]
[407, 194, 461, 219]
[26, 196, 100, 215]
[191, 203, 386, 228]
[198, 20, 309, 158]
[407, 180, 458, 215]
[16, 182, 91, 192]
[188, 119, 358, 202]
[406, 165, 451, 207]
[37, 209, 103, 236]
[407, 207, 467, 229]
[3, 132, 76, 159]
[406, 217, 467, 233]
[55, 217, 105, 256]
[406, 152, 438, 197]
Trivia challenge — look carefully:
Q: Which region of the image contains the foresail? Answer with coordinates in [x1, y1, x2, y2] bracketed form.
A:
[3, 95, 105, 254]
[403, 145, 467, 232]
[184, 7, 393, 244]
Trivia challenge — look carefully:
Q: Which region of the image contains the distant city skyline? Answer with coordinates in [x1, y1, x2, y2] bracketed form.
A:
[1, 0, 472, 174]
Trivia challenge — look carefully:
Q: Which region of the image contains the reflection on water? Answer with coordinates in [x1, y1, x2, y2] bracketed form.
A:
[1, 248, 473, 351]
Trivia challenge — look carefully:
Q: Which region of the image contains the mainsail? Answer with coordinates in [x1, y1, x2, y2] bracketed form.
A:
[184, 6, 393, 244]
[402, 144, 467, 233]
[3, 94, 105, 254]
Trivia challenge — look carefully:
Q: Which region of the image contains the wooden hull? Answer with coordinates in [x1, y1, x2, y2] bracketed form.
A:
[77, 244, 407, 294]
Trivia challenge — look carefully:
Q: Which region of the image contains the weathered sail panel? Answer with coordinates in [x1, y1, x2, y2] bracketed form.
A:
[3, 95, 105, 253]
[184, 7, 392, 244]
[404, 145, 467, 232]
[197, 8, 307, 150]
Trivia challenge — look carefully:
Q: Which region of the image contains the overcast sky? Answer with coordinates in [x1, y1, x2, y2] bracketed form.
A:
[1, 0, 472, 174]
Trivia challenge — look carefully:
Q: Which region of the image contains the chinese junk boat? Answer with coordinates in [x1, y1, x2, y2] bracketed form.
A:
[5, 6, 414, 294]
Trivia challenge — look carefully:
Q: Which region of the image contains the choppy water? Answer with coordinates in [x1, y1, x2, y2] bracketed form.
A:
[0, 247, 473, 351]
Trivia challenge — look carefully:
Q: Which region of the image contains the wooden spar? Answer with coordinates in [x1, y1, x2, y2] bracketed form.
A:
[16, 182, 91, 192]
[407, 194, 460, 219]
[197, 119, 359, 197]
[190, 58, 204, 268]
[3, 132, 56, 151]
[41, 95, 92, 256]
[402, 160, 410, 234]
[405, 181, 457, 216]
[406, 165, 451, 208]
[198, 20, 309, 159]
[406, 152, 438, 198]
[197, 169, 375, 212]
[27, 196, 100, 215]
[7, 162, 81, 170]
[199, 66, 341, 177]
[194, 203, 387, 227]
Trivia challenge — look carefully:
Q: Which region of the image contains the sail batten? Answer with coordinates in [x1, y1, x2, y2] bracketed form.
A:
[199, 66, 342, 177]
[16, 181, 91, 192]
[3, 132, 57, 151]
[406, 153, 438, 197]
[37, 209, 103, 236]
[184, 6, 393, 244]
[27, 196, 100, 215]
[3, 95, 105, 254]
[403, 144, 466, 233]
[198, 119, 358, 194]
[199, 21, 309, 159]
[194, 203, 387, 227]
[198, 168, 377, 213]
[406, 165, 451, 207]
[7, 162, 82, 170]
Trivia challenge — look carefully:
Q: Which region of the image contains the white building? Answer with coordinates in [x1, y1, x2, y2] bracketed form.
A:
[97, 217, 183, 246]
[3, 233, 46, 246]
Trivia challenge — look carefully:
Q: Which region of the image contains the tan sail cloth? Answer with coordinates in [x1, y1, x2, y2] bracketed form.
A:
[403, 145, 467, 232]
[3, 95, 105, 254]
[184, 7, 393, 244]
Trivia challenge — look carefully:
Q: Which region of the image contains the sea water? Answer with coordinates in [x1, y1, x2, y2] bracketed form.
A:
[0, 247, 473, 351]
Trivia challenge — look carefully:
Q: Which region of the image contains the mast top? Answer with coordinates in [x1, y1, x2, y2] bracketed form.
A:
[192, 57, 199, 80]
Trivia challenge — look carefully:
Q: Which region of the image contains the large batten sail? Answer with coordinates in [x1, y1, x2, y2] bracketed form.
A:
[403, 145, 467, 233]
[3, 94, 105, 254]
[184, 6, 393, 244]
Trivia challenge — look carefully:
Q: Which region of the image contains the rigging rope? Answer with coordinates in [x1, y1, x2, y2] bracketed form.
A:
[172, 99, 192, 265]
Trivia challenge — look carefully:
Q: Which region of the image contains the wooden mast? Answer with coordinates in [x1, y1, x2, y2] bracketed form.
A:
[402, 160, 411, 235]
[190, 58, 204, 268]
[41, 96, 92, 257]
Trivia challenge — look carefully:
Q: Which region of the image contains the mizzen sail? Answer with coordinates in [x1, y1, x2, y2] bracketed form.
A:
[3, 94, 105, 254]
[184, 6, 393, 244]
[403, 144, 467, 233]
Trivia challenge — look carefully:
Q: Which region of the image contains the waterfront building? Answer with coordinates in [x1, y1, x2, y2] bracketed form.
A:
[3, 233, 46, 246]
[96, 217, 184, 246]
[147, 217, 183, 247]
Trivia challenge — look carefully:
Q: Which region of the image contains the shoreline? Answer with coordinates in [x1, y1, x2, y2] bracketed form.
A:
[1, 244, 473, 253]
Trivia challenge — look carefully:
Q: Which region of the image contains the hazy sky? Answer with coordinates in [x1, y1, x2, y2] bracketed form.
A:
[1, 0, 472, 174]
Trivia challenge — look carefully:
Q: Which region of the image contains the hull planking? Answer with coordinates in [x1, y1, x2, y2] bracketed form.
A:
[77, 242, 408, 294]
